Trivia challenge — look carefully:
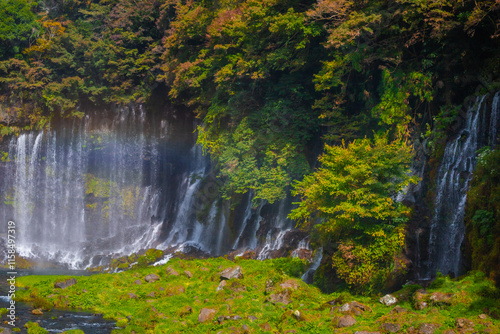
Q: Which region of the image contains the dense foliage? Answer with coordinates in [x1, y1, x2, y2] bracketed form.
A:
[290, 134, 418, 292]
[0, 0, 499, 291]
[465, 148, 500, 284]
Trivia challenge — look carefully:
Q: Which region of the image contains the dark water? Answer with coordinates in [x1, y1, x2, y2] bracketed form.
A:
[0, 270, 115, 333]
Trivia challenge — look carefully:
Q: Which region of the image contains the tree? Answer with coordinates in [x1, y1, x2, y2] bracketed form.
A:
[290, 134, 418, 292]
[0, 0, 40, 60]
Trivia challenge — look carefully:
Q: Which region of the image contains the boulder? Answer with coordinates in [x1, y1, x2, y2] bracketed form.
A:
[147, 292, 155, 298]
[54, 278, 77, 289]
[198, 308, 217, 323]
[337, 315, 357, 328]
[184, 270, 193, 279]
[144, 274, 160, 282]
[339, 301, 371, 315]
[414, 290, 429, 310]
[167, 267, 179, 276]
[382, 323, 401, 333]
[429, 292, 453, 305]
[478, 314, 488, 320]
[220, 266, 243, 280]
[417, 323, 439, 334]
[128, 293, 138, 299]
[455, 318, 474, 329]
[0, 327, 13, 334]
[268, 290, 291, 305]
[134, 279, 142, 285]
[280, 279, 299, 290]
[390, 306, 407, 314]
[216, 280, 227, 292]
[31, 309, 43, 315]
[259, 323, 272, 331]
[380, 294, 398, 306]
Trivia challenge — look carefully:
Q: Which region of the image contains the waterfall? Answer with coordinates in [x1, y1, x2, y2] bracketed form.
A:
[425, 93, 499, 277]
[0, 105, 299, 268]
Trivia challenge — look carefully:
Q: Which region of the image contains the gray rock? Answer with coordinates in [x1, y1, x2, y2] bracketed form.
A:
[54, 278, 77, 289]
[0, 327, 13, 334]
[216, 280, 227, 292]
[417, 323, 439, 334]
[128, 293, 138, 299]
[268, 290, 291, 305]
[134, 279, 142, 285]
[455, 318, 474, 329]
[198, 308, 217, 323]
[382, 323, 401, 333]
[166, 267, 179, 276]
[144, 273, 160, 282]
[220, 266, 243, 280]
[390, 306, 407, 314]
[380, 294, 398, 306]
[337, 315, 356, 328]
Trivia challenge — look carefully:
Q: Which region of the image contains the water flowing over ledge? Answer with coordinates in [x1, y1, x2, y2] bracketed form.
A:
[0, 105, 305, 269]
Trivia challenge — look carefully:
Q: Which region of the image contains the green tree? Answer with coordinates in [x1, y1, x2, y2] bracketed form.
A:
[0, 0, 40, 60]
[290, 134, 418, 292]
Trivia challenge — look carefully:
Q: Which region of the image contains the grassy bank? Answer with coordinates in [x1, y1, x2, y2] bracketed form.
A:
[9, 257, 500, 333]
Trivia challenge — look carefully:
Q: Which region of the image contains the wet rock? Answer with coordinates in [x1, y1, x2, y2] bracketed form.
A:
[167, 267, 179, 276]
[128, 293, 138, 299]
[268, 289, 291, 305]
[417, 323, 439, 334]
[216, 280, 227, 292]
[31, 309, 43, 315]
[54, 278, 77, 289]
[134, 279, 142, 285]
[0, 327, 13, 334]
[382, 323, 401, 333]
[184, 270, 193, 279]
[280, 279, 299, 290]
[198, 308, 216, 323]
[337, 315, 357, 327]
[220, 266, 243, 280]
[429, 292, 453, 305]
[455, 318, 474, 329]
[390, 306, 408, 314]
[144, 274, 160, 283]
[380, 294, 398, 306]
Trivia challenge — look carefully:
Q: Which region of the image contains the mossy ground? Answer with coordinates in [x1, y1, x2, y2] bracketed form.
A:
[9, 257, 500, 333]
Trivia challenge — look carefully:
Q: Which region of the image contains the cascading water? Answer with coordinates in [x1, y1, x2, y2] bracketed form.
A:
[0, 105, 301, 268]
[425, 93, 499, 277]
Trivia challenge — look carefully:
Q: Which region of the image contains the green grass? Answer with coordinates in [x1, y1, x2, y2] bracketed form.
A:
[11, 257, 500, 333]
